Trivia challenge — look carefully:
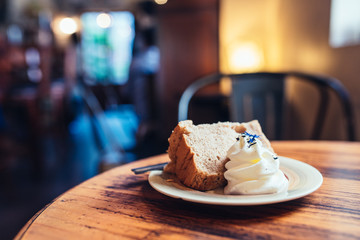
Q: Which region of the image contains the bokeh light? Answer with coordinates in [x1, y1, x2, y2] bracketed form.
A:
[96, 13, 112, 28]
[59, 17, 78, 35]
[154, 0, 168, 5]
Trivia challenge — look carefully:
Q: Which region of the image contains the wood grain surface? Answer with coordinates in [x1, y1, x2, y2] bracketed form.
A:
[15, 141, 360, 240]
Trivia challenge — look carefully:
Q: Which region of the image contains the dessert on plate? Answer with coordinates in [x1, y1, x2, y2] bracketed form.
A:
[165, 120, 288, 194]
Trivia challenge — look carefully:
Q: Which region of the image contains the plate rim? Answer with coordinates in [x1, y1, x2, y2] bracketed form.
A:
[148, 156, 323, 206]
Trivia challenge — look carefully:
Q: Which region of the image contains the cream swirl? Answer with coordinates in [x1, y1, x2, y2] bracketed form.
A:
[224, 132, 288, 195]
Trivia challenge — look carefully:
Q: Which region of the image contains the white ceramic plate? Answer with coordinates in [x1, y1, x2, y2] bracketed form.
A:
[148, 156, 323, 206]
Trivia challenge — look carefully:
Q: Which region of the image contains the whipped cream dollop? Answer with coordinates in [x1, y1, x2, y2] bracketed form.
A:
[224, 132, 288, 195]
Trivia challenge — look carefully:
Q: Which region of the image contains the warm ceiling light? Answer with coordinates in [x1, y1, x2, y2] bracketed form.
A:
[229, 42, 263, 73]
[154, 0, 168, 5]
[59, 17, 78, 35]
[96, 13, 112, 28]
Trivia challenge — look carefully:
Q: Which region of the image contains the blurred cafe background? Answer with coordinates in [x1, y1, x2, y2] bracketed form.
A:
[0, 0, 360, 238]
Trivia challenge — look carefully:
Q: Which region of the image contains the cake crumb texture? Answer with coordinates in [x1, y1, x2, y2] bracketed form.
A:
[165, 120, 271, 191]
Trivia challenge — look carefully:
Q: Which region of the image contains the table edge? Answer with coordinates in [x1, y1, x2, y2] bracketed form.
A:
[14, 195, 62, 240]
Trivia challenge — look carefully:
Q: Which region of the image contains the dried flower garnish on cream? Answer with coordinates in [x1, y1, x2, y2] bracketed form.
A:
[224, 132, 288, 195]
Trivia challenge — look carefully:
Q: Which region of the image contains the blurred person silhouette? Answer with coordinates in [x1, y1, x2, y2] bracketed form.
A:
[63, 32, 84, 125]
[127, 26, 159, 145]
[122, 0, 160, 146]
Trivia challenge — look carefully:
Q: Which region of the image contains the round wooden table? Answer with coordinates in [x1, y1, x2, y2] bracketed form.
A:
[16, 141, 360, 239]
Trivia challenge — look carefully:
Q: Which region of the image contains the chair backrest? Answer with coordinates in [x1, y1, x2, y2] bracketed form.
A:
[178, 72, 355, 141]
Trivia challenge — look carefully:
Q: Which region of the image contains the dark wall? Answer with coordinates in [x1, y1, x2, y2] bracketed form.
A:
[156, 0, 219, 137]
[0, 1, 7, 23]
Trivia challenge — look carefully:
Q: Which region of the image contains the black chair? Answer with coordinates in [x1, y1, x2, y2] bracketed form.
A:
[178, 72, 355, 141]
